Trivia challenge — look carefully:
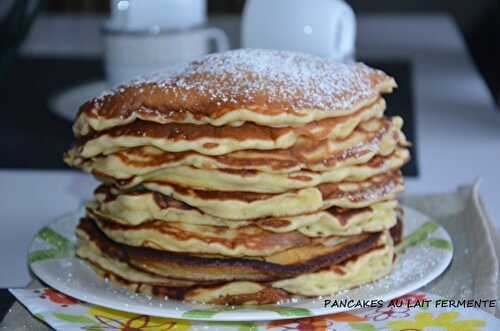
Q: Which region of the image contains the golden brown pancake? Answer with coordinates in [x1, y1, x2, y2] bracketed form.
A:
[129, 171, 404, 220]
[90, 185, 399, 234]
[72, 99, 384, 158]
[92, 212, 312, 257]
[81, 245, 394, 304]
[73, 49, 396, 136]
[76, 218, 400, 304]
[91, 148, 409, 193]
[259, 202, 401, 237]
[66, 116, 407, 174]
[77, 217, 394, 282]
[90, 203, 400, 256]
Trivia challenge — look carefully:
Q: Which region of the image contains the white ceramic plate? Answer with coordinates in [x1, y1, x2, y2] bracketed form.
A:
[29, 206, 453, 321]
[49, 81, 107, 121]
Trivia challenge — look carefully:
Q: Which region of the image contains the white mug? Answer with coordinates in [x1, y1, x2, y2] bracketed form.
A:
[110, 0, 207, 30]
[242, 0, 356, 61]
[103, 26, 229, 86]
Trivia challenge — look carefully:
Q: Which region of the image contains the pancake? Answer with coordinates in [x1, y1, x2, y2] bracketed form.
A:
[81, 241, 393, 304]
[131, 171, 404, 220]
[77, 218, 397, 303]
[90, 187, 250, 227]
[65, 116, 408, 176]
[97, 148, 409, 193]
[260, 202, 400, 237]
[90, 186, 399, 235]
[72, 99, 384, 158]
[90, 203, 399, 256]
[73, 49, 396, 136]
[92, 212, 312, 257]
[85, 266, 291, 304]
[77, 217, 392, 282]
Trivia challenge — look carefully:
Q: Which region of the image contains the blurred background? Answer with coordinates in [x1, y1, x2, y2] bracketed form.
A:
[2, 0, 499, 170]
[1, 0, 499, 175]
[3, 0, 498, 99]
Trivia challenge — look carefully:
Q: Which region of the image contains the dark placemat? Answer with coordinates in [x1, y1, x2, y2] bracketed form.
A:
[0, 56, 418, 176]
[369, 60, 418, 177]
[0, 289, 14, 322]
[0, 57, 103, 169]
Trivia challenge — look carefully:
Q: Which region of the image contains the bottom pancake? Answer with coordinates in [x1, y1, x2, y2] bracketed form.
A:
[76, 219, 401, 304]
[77, 218, 388, 282]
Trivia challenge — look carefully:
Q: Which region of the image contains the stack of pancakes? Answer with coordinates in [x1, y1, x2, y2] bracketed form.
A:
[65, 49, 410, 305]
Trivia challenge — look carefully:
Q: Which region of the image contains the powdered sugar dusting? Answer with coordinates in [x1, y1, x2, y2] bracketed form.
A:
[95, 49, 388, 111]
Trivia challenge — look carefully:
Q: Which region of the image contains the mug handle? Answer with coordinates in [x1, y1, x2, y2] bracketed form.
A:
[332, 2, 356, 60]
[336, 11, 356, 55]
[205, 27, 230, 52]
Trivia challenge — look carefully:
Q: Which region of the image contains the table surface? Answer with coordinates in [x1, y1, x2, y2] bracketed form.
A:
[1, 14, 499, 291]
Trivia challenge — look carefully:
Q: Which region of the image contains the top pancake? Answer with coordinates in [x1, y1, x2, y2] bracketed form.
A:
[73, 49, 396, 136]
[70, 99, 384, 158]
